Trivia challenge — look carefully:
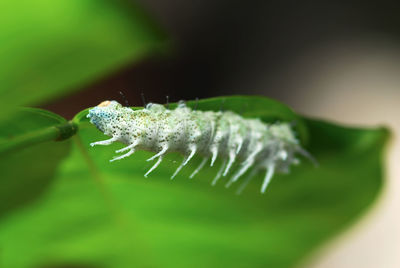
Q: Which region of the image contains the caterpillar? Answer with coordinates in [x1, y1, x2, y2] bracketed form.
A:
[87, 99, 310, 193]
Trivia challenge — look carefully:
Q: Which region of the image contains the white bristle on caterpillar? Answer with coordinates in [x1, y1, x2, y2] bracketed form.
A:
[87, 100, 309, 194]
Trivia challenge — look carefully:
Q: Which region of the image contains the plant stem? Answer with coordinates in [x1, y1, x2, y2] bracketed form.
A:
[0, 121, 77, 156]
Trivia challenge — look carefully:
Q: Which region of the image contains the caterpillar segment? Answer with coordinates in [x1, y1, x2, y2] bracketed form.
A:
[88, 100, 307, 193]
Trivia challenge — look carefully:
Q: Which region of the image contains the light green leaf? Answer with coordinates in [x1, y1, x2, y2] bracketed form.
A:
[0, 0, 167, 120]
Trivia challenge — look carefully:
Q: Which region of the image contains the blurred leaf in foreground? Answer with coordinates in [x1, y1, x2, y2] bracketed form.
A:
[0, 0, 168, 120]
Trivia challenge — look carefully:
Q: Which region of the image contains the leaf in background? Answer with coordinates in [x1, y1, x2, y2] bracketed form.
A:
[0, 0, 168, 120]
[0, 96, 389, 268]
[0, 108, 74, 219]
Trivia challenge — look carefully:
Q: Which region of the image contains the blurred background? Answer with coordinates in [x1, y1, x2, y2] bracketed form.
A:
[2, 0, 399, 267]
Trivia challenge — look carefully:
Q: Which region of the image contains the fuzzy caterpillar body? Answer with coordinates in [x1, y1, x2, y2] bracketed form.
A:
[87, 100, 307, 193]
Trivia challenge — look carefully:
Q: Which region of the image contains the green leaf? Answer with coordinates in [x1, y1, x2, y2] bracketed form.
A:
[0, 108, 74, 219]
[0, 0, 167, 120]
[0, 96, 389, 268]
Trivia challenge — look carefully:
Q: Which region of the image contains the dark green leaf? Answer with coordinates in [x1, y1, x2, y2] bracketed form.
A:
[0, 108, 73, 219]
[0, 96, 389, 268]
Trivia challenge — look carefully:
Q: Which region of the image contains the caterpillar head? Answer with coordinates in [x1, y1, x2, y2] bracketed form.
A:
[87, 100, 124, 135]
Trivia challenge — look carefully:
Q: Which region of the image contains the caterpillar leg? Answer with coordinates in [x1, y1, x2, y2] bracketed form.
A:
[242, 143, 263, 165]
[211, 159, 227, 186]
[183, 145, 197, 165]
[147, 145, 169, 161]
[235, 168, 258, 195]
[223, 150, 236, 176]
[116, 141, 139, 153]
[189, 157, 208, 179]
[144, 156, 163, 177]
[171, 145, 197, 179]
[110, 149, 135, 162]
[236, 139, 243, 154]
[90, 137, 118, 147]
[226, 143, 263, 187]
[225, 159, 254, 188]
[296, 147, 318, 166]
[261, 164, 275, 193]
[210, 145, 218, 166]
